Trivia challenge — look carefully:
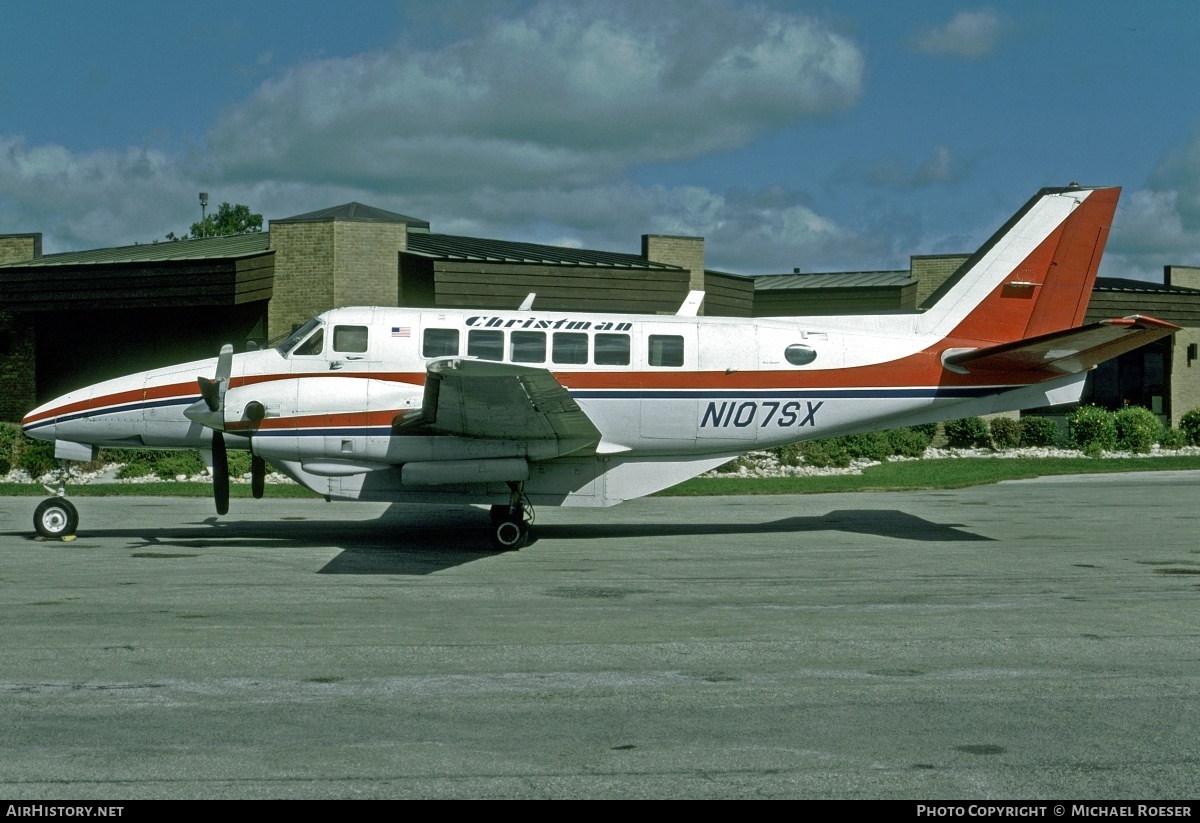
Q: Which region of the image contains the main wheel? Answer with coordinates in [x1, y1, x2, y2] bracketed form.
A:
[490, 518, 528, 551]
[490, 504, 524, 525]
[34, 498, 79, 539]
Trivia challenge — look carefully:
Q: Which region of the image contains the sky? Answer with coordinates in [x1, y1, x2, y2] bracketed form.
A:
[2, 0, 1199, 280]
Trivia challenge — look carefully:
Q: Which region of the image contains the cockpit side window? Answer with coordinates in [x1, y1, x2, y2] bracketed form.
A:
[291, 328, 325, 357]
[277, 318, 322, 356]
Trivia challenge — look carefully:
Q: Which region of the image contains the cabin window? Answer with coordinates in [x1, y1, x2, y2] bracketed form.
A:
[333, 325, 369, 353]
[552, 332, 588, 365]
[648, 334, 684, 367]
[422, 328, 459, 357]
[784, 344, 817, 366]
[292, 328, 325, 357]
[468, 329, 504, 361]
[511, 331, 546, 363]
[594, 333, 631, 366]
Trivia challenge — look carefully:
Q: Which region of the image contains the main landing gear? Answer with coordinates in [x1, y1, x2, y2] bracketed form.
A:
[489, 482, 533, 551]
[34, 468, 79, 540]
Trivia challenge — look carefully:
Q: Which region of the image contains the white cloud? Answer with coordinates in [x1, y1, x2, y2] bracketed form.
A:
[0, 0, 870, 269]
[204, 0, 864, 193]
[1103, 135, 1200, 280]
[910, 10, 1003, 59]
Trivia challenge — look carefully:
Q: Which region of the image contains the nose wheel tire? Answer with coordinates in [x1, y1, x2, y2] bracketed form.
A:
[34, 498, 79, 539]
[490, 517, 528, 551]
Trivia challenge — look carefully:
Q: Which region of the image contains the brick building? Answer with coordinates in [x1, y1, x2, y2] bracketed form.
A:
[2, 203, 1199, 424]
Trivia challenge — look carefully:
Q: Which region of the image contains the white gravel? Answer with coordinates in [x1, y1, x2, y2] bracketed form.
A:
[6, 445, 1200, 486]
[701, 444, 1200, 478]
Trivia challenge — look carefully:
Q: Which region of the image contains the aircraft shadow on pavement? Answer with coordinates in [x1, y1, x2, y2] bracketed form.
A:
[6, 506, 990, 576]
[534, 509, 994, 545]
[9, 505, 501, 576]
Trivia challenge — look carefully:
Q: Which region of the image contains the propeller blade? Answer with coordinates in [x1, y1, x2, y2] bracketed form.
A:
[198, 344, 236, 415]
[251, 455, 266, 500]
[212, 431, 229, 516]
[215, 344, 234, 383]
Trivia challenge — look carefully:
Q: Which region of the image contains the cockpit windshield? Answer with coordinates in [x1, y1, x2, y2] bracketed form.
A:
[275, 318, 324, 356]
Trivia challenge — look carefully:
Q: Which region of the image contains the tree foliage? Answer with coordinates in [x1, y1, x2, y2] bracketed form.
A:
[167, 202, 263, 240]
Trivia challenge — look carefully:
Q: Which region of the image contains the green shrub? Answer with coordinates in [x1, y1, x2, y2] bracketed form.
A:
[989, 417, 1022, 449]
[771, 444, 802, 467]
[1180, 408, 1200, 446]
[887, 426, 933, 458]
[18, 436, 58, 478]
[1067, 405, 1117, 451]
[944, 417, 989, 448]
[798, 439, 851, 468]
[154, 451, 206, 479]
[1020, 416, 1060, 447]
[116, 460, 155, 479]
[1114, 406, 1160, 454]
[839, 432, 893, 462]
[110, 448, 207, 479]
[1159, 427, 1187, 449]
[228, 450, 253, 476]
[910, 422, 940, 440]
[0, 423, 19, 475]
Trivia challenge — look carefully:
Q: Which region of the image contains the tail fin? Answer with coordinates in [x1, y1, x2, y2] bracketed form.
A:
[917, 186, 1120, 343]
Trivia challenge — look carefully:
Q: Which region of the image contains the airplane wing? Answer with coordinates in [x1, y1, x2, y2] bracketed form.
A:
[400, 357, 602, 456]
[944, 315, 1180, 375]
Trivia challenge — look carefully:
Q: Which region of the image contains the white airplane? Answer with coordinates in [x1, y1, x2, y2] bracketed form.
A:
[22, 185, 1179, 548]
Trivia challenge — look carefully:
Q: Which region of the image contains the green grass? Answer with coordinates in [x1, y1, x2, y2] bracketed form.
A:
[0, 482, 320, 498]
[4, 456, 1200, 500]
[658, 456, 1200, 496]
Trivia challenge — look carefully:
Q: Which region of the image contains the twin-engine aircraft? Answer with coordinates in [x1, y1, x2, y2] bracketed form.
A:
[22, 185, 1178, 548]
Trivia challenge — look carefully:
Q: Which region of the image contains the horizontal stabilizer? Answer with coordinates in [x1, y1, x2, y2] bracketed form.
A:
[944, 315, 1180, 375]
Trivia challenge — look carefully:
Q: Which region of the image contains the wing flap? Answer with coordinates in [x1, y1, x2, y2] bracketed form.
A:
[945, 315, 1180, 375]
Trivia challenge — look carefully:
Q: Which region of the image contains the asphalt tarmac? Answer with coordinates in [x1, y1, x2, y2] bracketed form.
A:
[1, 472, 1198, 799]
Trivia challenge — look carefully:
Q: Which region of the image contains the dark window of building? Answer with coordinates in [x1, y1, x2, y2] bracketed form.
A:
[594, 333, 630, 365]
[552, 332, 588, 365]
[511, 331, 546, 363]
[648, 334, 684, 367]
[468, 329, 504, 361]
[333, 325, 368, 353]
[422, 328, 459, 357]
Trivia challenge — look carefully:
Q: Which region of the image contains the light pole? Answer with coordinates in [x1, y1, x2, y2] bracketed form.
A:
[199, 192, 209, 236]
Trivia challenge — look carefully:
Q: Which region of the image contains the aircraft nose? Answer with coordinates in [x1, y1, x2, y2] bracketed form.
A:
[22, 402, 58, 443]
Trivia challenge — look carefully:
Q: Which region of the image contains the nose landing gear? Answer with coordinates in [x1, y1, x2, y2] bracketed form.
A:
[34, 469, 79, 540]
[34, 497, 79, 539]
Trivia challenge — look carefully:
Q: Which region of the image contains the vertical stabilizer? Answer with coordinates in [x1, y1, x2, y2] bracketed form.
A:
[917, 186, 1120, 344]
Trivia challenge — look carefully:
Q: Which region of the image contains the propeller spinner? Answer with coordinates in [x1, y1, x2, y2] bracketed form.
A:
[182, 344, 267, 515]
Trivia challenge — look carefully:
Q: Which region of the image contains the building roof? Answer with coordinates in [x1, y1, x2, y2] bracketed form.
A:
[1094, 277, 1200, 295]
[0, 231, 271, 269]
[752, 270, 915, 291]
[405, 233, 683, 270]
[273, 202, 431, 228]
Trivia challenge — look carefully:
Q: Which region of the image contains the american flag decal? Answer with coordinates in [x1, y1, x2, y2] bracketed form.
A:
[391, 327, 411, 338]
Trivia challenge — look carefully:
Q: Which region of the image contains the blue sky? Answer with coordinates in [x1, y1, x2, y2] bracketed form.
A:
[2, 0, 1198, 279]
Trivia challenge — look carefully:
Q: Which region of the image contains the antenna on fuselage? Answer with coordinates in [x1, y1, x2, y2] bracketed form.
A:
[518, 293, 536, 311]
[675, 290, 704, 317]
